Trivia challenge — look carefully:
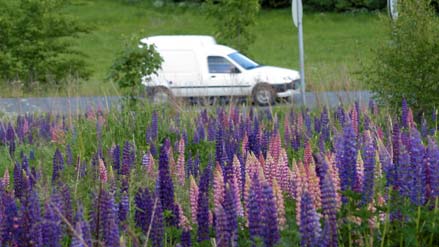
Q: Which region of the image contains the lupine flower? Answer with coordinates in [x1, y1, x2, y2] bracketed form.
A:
[276, 149, 291, 193]
[122, 141, 134, 176]
[392, 122, 400, 166]
[157, 139, 177, 225]
[189, 176, 199, 223]
[248, 173, 263, 240]
[99, 158, 107, 183]
[52, 148, 64, 183]
[299, 190, 321, 247]
[223, 184, 238, 246]
[427, 138, 439, 199]
[181, 230, 192, 247]
[3, 168, 9, 188]
[213, 164, 224, 212]
[362, 131, 376, 205]
[262, 182, 280, 247]
[70, 221, 85, 247]
[134, 187, 153, 233]
[409, 128, 426, 205]
[65, 144, 73, 166]
[176, 139, 185, 185]
[13, 163, 24, 199]
[339, 118, 358, 202]
[401, 98, 408, 128]
[119, 191, 129, 222]
[100, 190, 120, 247]
[272, 179, 286, 230]
[398, 143, 412, 198]
[320, 173, 338, 247]
[321, 106, 330, 142]
[351, 107, 359, 136]
[43, 203, 62, 247]
[355, 153, 364, 192]
[215, 204, 230, 247]
[112, 144, 121, 172]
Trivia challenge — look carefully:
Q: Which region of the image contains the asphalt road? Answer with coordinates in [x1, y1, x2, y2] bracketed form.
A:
[0, 91, 372, 115]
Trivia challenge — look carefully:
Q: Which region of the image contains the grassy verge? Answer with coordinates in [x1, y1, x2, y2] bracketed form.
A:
[0, 0, 386, 97]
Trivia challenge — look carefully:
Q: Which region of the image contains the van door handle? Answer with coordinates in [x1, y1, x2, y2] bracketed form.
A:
[210, 75, 216, 78]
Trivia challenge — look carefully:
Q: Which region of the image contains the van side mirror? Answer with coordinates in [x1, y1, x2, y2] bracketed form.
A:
[230, 67, 240, 73]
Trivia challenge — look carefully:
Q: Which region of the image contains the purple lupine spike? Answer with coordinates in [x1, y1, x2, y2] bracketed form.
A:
[339, 118, 359, 199]
[215, 123, 224, 165]
[318, 135, 325, 154]
[398, 142, 412, 199]
[193, 153, 200, 178]
[409, 128, 426, 205]
[70, 221, 85, 247]
[2, 192, 20, 244]
[362, 132, 376, 205]
[314, 116, 321, 134]
[150, 142, 157, 157]
[392, 122, 400, 166]
[378, 141, 395, 188]
[262, 183, 280, 247]
[112, 144, 121, 172]
[122, 141, 134, 176]
[215, 204, 230, 247]
[60, 184, 73, 228]
[181, 230, 192, 247]
[401, 98, 408, 128]
[135, 187, 153, 233]
[13, 162, 24, 199]
[52, 148, 64, 183]
[151, 197, 164, 247]
[313, 152, 329, 184]
[427, 138, 439, 199]
[363, 114, 370, 131]
[335, 105, 345, 126]
[320, 173, 338, 247]
[74, 205, 92, 247]
[261, 130, 270, 158]
[197, 163, 211, 242]
[100, 190, 120, 247]
[299, 191, 321, 247]
[223, 184, 238, 246]
[6, 123, 14, 143]
[207, 119, 216, 141]
[42, 203, 62, 247]
[66, 144, 73, 166]
[158, 139, 177, 226]
[8, 139, 15, 156]
[119, 190, 129, 222]
[248, 173, 263, 240]
[21, 189, 43, 247]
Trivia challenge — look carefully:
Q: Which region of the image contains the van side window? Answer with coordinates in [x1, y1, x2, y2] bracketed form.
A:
[208, 56, 239, 73]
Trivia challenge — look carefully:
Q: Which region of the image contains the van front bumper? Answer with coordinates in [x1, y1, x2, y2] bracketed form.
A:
[277, 89, 300, 98]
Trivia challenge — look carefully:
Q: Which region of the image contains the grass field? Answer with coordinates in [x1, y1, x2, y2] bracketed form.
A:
[2, 0, 387, 96]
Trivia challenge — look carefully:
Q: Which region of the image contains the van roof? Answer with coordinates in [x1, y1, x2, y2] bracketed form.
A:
[140, 35, 217, 49]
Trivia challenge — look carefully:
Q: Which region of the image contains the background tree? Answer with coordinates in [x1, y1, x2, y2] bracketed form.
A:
[362, 0, 439, 115]
[206, 0, 260, 54]
[0, 0, 90, 90]
[108, 38, 163, 104]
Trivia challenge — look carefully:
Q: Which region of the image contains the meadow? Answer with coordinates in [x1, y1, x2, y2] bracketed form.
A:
[0, 0, 385, 97]
[0, 99, 438, 246]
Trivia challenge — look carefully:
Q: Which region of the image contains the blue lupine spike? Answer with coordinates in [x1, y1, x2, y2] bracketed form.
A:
[299, 191, 321, 247]
[158, 139, 177, 226]
[362, 133, 376, 205]
[262, 183, 280, 247]
[409, 128, 426, 205]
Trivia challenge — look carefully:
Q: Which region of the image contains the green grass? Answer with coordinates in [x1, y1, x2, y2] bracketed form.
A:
[2, 0, 387, 97]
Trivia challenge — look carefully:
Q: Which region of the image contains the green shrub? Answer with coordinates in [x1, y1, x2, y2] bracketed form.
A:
[362, 0, 439, 114]
[108, 39, 162, 103]
[0, 0, 90, 90]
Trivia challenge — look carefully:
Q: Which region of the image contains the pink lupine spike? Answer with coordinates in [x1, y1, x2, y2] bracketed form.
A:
[277, 149, 291, 193]
[356, 152, 364, 192]
[258, 152, 265, 170]
[297, 113, 304, 130]
[408, 108, 415, 128]
[232, 155, 242, 198]
[213, 164, 225, 212]
[23, 118, 29, 135]
[242, 133, 249, 155]
[231, 175, 243, 217]
[176, 153, 185, 186]
[351, 107, 359, 136]
[325, 153, 342, 208]
[264, 153, 275, 184]
[189, 176, 199, 223]
[176, 202, 192, 231]
[208, 209, 214, 227]
[304, 141, 313, 167]
[272, 179, 286, 230]
[306, 161, 321, 209]
[243, 173, 251, 222]
[178, 137, 185, 155]
[269, 131, 281, 162]
[99, 158, 107, 183]
[3, 168, 9, 188]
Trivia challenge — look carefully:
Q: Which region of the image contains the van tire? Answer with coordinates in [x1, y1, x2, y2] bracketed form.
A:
[150, 87, 173, 104]
[252, 84, 275, 106]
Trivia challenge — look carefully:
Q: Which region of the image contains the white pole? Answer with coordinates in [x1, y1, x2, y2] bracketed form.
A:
[297, 0, 306, 106]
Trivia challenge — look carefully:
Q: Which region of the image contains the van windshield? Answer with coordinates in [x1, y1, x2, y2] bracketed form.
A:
[228, 52, 259, 70]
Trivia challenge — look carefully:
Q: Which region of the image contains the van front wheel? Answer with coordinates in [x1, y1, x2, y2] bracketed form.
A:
[252, 84, 275, 106]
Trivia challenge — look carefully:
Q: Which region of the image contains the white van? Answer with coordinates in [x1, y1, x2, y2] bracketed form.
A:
[140, 35, 301, 106]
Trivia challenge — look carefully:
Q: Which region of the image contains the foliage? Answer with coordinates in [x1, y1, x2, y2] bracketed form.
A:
[0, 0, 90, 90]
[362, 0, 439, 115]
[206, 0, 260, 53]
[304, 0, 386, 11]
[108, 39, 162, 103]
